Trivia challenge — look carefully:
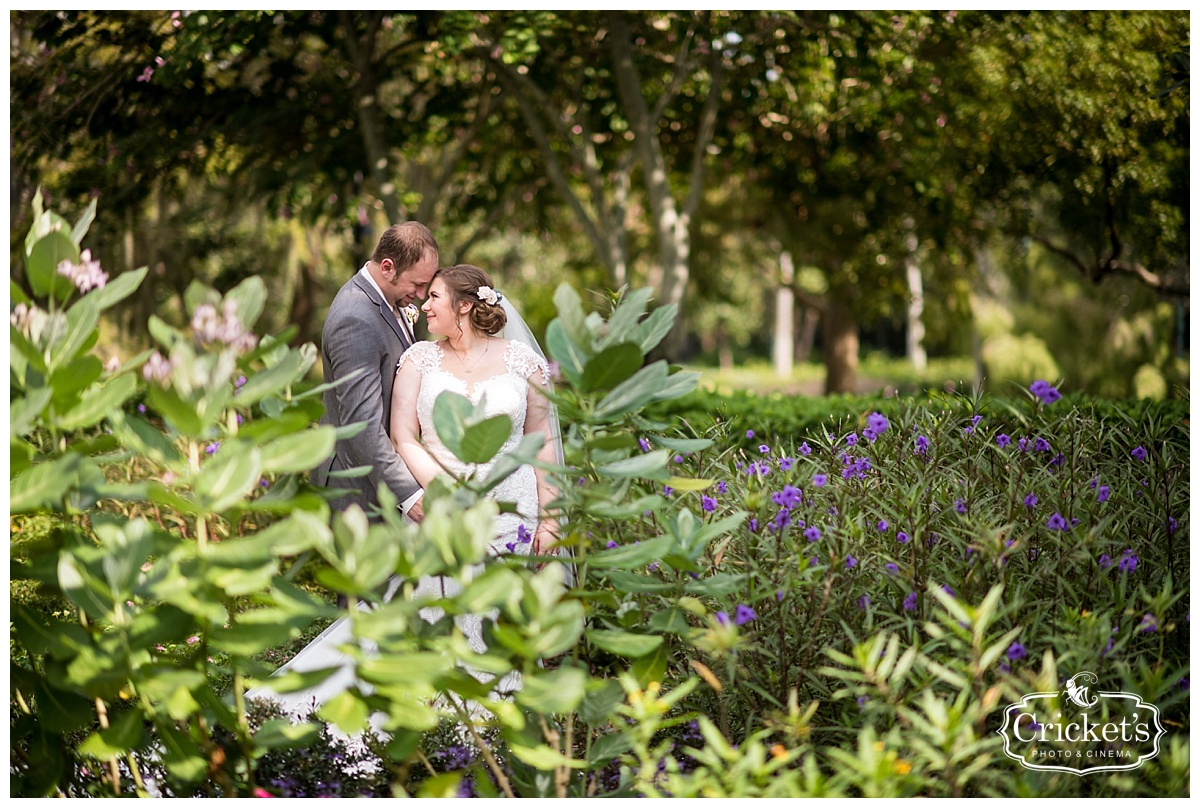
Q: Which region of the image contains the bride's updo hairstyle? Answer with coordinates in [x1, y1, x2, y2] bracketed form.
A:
[435, 264, 508, 336]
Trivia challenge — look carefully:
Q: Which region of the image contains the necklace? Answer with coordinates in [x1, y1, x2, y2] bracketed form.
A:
[448, 339, 490, 373]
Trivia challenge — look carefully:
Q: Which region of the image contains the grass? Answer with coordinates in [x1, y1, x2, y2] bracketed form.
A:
[688, 353, 978, 397]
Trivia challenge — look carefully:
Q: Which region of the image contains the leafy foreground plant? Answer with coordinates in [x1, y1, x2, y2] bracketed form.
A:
[10, 194, 1189, 798]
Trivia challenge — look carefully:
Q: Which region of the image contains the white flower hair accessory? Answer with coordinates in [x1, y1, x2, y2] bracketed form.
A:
[402, 304, 421, 326]
[476, 285, 503, 306]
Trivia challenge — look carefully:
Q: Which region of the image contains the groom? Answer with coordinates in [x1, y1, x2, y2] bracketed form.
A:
[313, 221, 439, 525]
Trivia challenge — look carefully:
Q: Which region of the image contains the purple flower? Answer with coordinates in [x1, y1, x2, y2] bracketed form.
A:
[877, 519, 889, 531]
[638, 437, 650, 452]
[1034, 438, 1050, 452]
[885, 562, 899, 575]
[1023, 493, 1038, 508]
[606, 540, 618, 549]
[941, 584, 956, 597]
[902, 592, 918, 612]
[1018, 438, 1029, 452]
[1046, 512, 1068, 531]
[1050, 453, 1065, 467]
[1167, 516, 1178, 533]
[845, 555, 858, 569]
[745, 429, 755, 439]
[867, 412, 890, 435]
[915, 435, 929, 456]
[845, 433, 859, 447]
[896, 531, 910, 544]
[996, 433, 1011, 448]
[1139, 613, 1158, 633]
[1030, 380, 1061, 405]
[259, 477, 270, 488]
[799, 442, 812, 456]
[716, 480, 728, 495]
[674, 454, 684, 463]
[1097, 485, 1110, 503]
[1117, 550, 1139, 573]
[804, 526, 821, 542]
[517, 524, 532, 544]
[857, 594, 871, 610]
[809, 555, 820, 567]
[1131, 445, 1147, 461]
[715, 611, 731, 626]
[776, 590, 784, 602]
[662, 486, 674, 497]
[735, 604, 757, 626]
[1006, 641, 1027, 661]
[701, 495, 717, 513]
[779, 457, 794, 471]
[748, 517, 759, 533]
[770, 510, 791, 532]
[759, 444, 771, 454]
[812, 473, 827, 488]
[955, 498, 967, 514]
[779, 485, 802, 509]
[205, 442, 220, 455]
[1098, 554, 1112, 569]
[137, 403, 147, 413]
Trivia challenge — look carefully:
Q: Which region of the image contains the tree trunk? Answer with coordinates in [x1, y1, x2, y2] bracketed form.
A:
[339, 12, 403, 224]
[904, 217, 927, 371]
[774, 249, 795, 378]
[796, 304, 819, 363]
[822, 297, 859, 394]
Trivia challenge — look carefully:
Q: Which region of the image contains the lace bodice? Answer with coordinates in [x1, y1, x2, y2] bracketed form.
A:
[398, 339, 547, 527]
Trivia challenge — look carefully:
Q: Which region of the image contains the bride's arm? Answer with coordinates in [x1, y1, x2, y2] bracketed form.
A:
[523, 372, 561, 555]
[391, 358, 443, 489]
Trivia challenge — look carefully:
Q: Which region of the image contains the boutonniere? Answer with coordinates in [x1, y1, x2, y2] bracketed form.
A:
[402, 305, 421, 326]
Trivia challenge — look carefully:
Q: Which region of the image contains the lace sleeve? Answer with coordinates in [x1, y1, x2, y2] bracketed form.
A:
[507, 340, 549, 385]
[397, 340, 440, 376]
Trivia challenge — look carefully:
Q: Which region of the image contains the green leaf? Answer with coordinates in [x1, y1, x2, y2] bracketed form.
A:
[145, 385, 204, 437]
[26, 229, 78, 301]
[458, 414, 515, 464]
[516, 665, 588, 715]
[632, 304, 677, 354]
[595, 449, 670, 480]
[87, 266, 147, 313]
[590, 535, 674, 570]
[224, 275, 267, 331]
[683, 573, 748, 597]
[417, 772, 465, 798]
[586, 629, 663, 658]
[318, 690, 372, 735]
[552, 283, 591, 347]
[629, 640, 669, 687]
[70, 197, 96, 244]
[11, 387, 52, 437]
[194, 446, 263, 513]
[253, 718, 321, 750]
[430, 389, 474, 460]
[56, 373, 137, 431]
[234, 345, 313, 407]
[10, 454, 82, 513]
[603, 569, 676, 594]
[580, 342, 644, 393]
[579, 678, 625, 725]
[508, 742, 586, 770]
[49, 296, 100, 372]
[594, 361, 670, 419]
[76, 708, 146, 760]
[587, 731, 633, 768]
[258, 426, 337, 473]
[598, 288, 653, 349]
[651, 436, 713, 452]
[544, 320, 587, 385]
[648, 607, 693, 634]
[109, 411, 182, 465]
[32, 679, 94, 734]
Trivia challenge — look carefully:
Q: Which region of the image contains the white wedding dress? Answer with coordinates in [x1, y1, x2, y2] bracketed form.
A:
[246, 338, 548, 722]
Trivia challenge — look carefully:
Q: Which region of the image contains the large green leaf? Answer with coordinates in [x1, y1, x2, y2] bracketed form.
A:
[632, 304, 677, 354]
[48, 296, 100, 372]
[587, 731, 633, 769]
[10, 387, 52, 437]
[145, 385, 204, 437]
[594, 361, 669, 419]
[10, 454, 82, 513]
[458, 415, 514, 464]
[69, 197, 96, 244]
[26, 229, 78, 301]
[76, 708, 147, 760]
[234, 345, 314, 407]
[224, 275, 267, 331]
[109, 411, 182, 466]
[86, 266, 148, 312]
[544, 320, 588, 385]
[515, 664, 588, 714]
[194, 446, 263, 513]
[56, 373, 137, 431]
[579, 678, 626, 725]
[258, 426, 337, 473]
[589, 534, 674, 570]
[585, 629, 663, 658]
[580, 342, 644, 393]
[597, 288, 653, 350]
[595, 449, 670, 480]
[430, 389, 473, 460]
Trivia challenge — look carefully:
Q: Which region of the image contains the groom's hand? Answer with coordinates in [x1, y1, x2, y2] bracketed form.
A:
[406, 498, 425, 523]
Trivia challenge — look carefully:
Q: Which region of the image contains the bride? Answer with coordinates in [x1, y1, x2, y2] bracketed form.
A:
[247, 264, 563, 719]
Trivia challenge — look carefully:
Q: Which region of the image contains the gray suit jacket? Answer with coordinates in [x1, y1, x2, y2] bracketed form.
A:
[312, 273, 420, 518]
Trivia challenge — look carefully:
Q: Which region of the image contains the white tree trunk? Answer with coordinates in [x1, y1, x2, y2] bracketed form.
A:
[904, 219, 927, 371]
[774, 250, 795, 378]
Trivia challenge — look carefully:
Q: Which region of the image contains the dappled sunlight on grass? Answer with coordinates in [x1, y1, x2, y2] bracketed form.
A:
[687, 354, 978, 396]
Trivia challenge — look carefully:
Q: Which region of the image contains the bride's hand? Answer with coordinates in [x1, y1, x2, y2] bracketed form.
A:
[533, 523, 558, 559]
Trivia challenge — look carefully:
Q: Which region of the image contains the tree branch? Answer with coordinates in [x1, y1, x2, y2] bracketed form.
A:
[1031, 235, 1189, 297]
